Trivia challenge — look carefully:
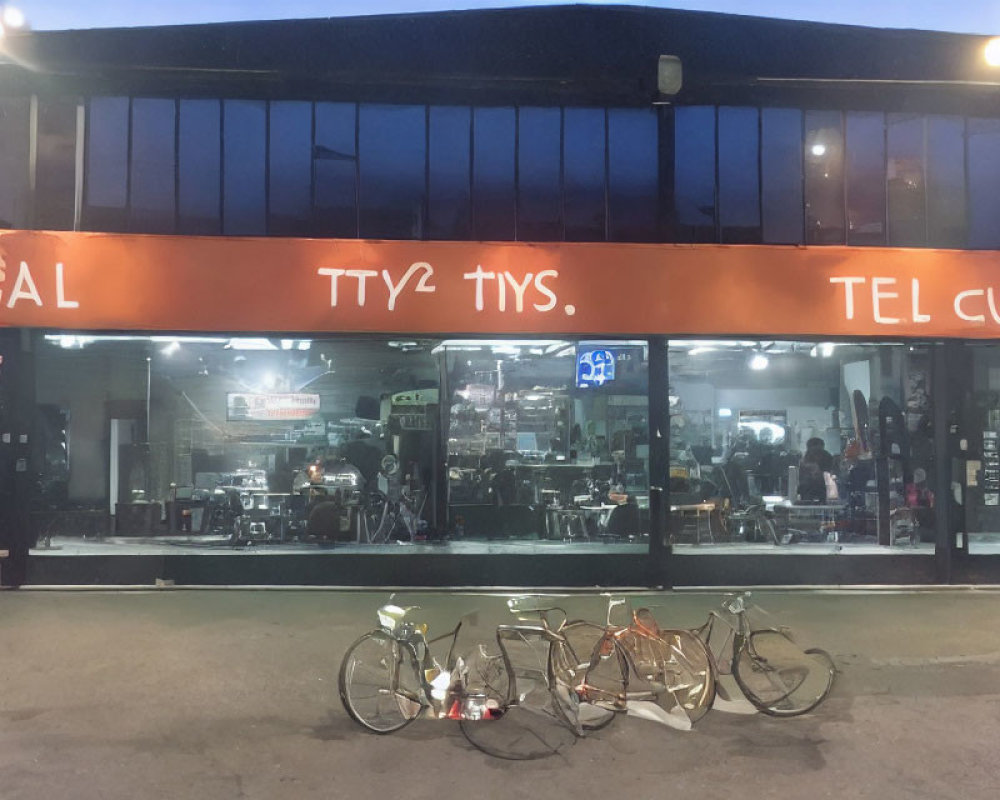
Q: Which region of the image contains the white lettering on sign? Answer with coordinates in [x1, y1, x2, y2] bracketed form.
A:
[955, 289, 986, 323]
[56, 263, 79, 308]
[6, 261, 43, 308]
[829, 276, 866, 320]
[0, 260, 80, 310]
[830, 276, 930, 326]
[318, 262, 437, 311]
[911, 278, 930, 324]
[871, 277, 900, 325]
[383, 262, 435, 311]
[462, 266, 562, 313]
[316, 260, 566, 316]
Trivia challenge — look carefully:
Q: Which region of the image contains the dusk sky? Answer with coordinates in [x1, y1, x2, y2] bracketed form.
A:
[8, 0, 1000, 36]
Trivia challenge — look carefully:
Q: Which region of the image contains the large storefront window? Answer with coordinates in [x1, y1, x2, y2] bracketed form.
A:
[444, 340, 650, 547]
[667, 341, 935, 552]
[31, 335, 651, 555]
[34, 335, 442, 551]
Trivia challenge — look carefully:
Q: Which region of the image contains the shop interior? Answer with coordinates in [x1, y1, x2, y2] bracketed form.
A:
[30, 335, 652, 554]
[667, 340, 935, 551]
[28, 334, 938, 556]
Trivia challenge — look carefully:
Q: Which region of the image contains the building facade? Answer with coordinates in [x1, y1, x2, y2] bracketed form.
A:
[1, 5, 999, 587]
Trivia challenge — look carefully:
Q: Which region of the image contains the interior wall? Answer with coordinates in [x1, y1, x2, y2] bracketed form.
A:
[36, 343, 148, 502]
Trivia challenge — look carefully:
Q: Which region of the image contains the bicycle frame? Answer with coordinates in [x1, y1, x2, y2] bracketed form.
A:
[692, 594, 753, 675]
[373, 603, 489, 720]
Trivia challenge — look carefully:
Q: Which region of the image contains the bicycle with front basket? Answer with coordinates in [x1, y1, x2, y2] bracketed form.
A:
[692, 591, 835, 716]
[339, 601, 505, 733]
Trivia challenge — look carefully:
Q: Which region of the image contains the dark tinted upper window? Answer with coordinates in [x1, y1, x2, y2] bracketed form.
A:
[268, 101, 313, 237]
[314, 102, 357, 238]
[130, 98, 176, 234]
[359, 104, 426, 239]
[607, 109, 658, 242]
[563, 108, 606, 241]
[473, 107, 516, 241]
[85, 96, 129, 231]
[718, 106, 760, 243]
[674, 106, 716, 243]
[428, 106, 472, 240]
[178, 99, 221, 235]
[761, 108, 803, 244]
[222, 100, 266, 235]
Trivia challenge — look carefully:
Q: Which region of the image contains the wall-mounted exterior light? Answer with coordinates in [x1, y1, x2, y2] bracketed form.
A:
[986, 37, 1000, 67]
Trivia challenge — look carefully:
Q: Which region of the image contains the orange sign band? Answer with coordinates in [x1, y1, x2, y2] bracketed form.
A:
[2, 230, 1000, 339]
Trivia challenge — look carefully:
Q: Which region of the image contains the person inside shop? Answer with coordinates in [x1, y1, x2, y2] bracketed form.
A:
[691, 437, 715, 466]
[842, 438, 876, 536]
[797, 437, 834, 504]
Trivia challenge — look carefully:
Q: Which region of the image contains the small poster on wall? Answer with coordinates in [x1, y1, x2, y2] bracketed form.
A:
[226, 392, 320, 421]
[983, 431, 1000, 504]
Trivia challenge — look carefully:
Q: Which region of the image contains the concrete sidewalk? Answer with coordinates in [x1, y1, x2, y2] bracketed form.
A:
[0, 587, 998, 799]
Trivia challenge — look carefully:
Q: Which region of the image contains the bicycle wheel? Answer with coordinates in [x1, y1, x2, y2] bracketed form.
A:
[732, 630, 835, 717]
[339, 631, 422, 733]
[460, 640, 578, 759]
[362, 493, 392, 543]
[653, 629, 717, 724]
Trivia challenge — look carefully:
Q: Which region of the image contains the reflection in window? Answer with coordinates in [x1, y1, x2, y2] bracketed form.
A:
[563, 108, 606, 241]
[608, 109, 658, 242]
[428, 106, 471, 239]
[0, 97, 30, 229]
[314, 102, 357, 238]
[674, 106, 716, 242]
[846, 111, 886, 246]
[887, 113, 926, 247]
[359, 104, 426, 239]
[223, 100, 266, 235]
[667, 340, 934, 551]
[718, 107, 760, 243]
[178, 100, 221, 235]
[966, 118, 1000, 249]
[761, 108, 803, 244]
[268, 101, 313, 237]
[445, 339, 649, 544]
[130, 98, 176, 234]
[517, 107, 562, 240]
[85, 96, 129, 231]
[474, 107, 516, 240]
[926, 116, 966, 248]
[804, 110, 845, 244]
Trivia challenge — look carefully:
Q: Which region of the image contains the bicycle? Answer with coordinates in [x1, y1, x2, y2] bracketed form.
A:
[339, 601, 511, 735]
[476, 594, 715, 749]
[457, 599, 599, 760]
[559, 596, 716, 728]
[692, 591, 835, 716]
[723, 503, 782, 544]
[341, 598, 586, 762]
[361, 485, 427, 544]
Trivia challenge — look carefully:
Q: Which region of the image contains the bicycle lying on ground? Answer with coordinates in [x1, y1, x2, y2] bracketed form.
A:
[692, 591, 835, 716]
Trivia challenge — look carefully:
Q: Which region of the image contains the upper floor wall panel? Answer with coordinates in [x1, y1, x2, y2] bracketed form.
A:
[1, 6, 999, 114]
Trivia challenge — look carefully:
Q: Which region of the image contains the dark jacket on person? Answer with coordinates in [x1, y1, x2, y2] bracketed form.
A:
[798, 438, 833, 504]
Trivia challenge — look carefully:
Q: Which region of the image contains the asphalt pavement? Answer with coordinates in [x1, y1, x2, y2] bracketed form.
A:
[0, 586, 998, 799]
